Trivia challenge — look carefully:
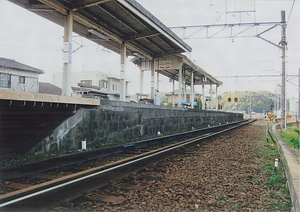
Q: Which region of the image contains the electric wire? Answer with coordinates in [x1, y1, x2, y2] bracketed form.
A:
[287, 0, 296, 23]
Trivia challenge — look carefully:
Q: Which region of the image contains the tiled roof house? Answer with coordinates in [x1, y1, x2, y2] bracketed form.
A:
[0, 57, 43, 93]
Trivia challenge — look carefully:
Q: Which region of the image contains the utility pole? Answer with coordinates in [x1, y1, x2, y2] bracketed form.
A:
[280, 11, 287, 129]
[298, 68, 300, 120]
[170, 11, 288, 123]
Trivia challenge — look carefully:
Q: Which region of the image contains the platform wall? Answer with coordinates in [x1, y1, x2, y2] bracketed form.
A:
[31, 100, 243, 153]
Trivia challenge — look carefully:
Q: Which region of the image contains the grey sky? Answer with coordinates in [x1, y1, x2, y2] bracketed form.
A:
[0, 0, 299, 98]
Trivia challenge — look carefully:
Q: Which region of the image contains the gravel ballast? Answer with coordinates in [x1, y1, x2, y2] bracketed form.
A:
[54, 121, 291, 211]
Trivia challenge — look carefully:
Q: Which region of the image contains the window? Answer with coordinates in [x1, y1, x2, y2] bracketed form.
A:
[19, 76, 25, 84]
[100, 80, 108, 88]
[81, 80, 92, 85]
[113, 84, 118, 91]
[0, 73, 11, 88]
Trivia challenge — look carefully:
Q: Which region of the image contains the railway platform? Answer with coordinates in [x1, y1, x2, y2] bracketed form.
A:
[272, 124, 300, 212]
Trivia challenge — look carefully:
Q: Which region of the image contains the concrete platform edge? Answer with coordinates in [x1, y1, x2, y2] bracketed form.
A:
[272, 124, 300, 212]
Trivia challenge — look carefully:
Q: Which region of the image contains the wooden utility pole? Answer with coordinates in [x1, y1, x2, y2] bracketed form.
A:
[280, 11, 287, 129]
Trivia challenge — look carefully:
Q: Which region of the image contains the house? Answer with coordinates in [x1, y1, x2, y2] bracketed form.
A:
[165, 89, 201, 105]
[53, 71, 130, 101]
[39, 82, 62, 95]
[0, 57, 43, 93]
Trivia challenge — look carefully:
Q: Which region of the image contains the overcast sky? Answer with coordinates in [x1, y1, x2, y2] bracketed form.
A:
[0, 0, 299, 98]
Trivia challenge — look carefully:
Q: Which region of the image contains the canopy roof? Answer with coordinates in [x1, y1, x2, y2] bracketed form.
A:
[9, 0, 192, 58]
[132, 54, 222, 86]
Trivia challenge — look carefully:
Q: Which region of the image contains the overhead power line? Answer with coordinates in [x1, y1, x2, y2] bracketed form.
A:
[287, 0, 296, 23]
[215, 74, 298, 78]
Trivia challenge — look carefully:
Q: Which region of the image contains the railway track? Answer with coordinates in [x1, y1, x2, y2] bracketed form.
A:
[0, 119, 254, 210]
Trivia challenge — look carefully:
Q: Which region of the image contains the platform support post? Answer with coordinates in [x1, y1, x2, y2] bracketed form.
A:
[151, 59, 155, 100]
[120, 42, 126, 101]
[183, 71, 187, 103]
[140, 70, 144, 95]
[210, 83, 213, 109]
[202, 84, 205, 109]
[172, 75, 175, 106]
[156, 71, 160, 91]
[191, 71, 194, 108]
[62, 12, 73, 96]
[178, 68, 182, 106]
[215, 85, 219, 110]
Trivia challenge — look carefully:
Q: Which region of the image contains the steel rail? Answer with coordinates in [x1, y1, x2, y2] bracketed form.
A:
[0, 119, 255, 208]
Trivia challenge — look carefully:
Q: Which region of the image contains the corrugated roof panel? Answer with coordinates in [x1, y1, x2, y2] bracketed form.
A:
[8, 0, 192, 58]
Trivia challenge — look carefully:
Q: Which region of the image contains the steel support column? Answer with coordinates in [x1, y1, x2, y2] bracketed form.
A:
[62, 12, 73, 96]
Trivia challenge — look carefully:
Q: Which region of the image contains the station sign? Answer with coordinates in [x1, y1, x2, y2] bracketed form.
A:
[156, 56, 182, 70]
[159, 60, 172, 70]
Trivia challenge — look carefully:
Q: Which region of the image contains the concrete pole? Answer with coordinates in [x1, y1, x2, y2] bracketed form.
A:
[202, 84, 205, 109]
[191, 71, 194, 108]
[62, 12, 73, 96]
[140, 70, 144, 95]
[215, 85, 218, 110]
[120, 42, 126, 101]
[178, 68, 182, 106]
[151, 59, 155, 100]
[298, 69, 300, 120]
[281, 11, 287, 129]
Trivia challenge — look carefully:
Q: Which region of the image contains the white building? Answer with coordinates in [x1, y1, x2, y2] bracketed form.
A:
[288, 98, 299, 120]
[53, 71, 130, 101]
[0, 57, 43, 93]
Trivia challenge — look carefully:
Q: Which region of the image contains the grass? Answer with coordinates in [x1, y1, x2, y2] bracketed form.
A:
[256, 133, 292, 211]
[280, 123, 300, 149]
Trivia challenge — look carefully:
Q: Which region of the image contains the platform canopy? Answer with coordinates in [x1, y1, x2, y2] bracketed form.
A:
[133, 54, 223, 86]
[9, 0, 192, 59]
